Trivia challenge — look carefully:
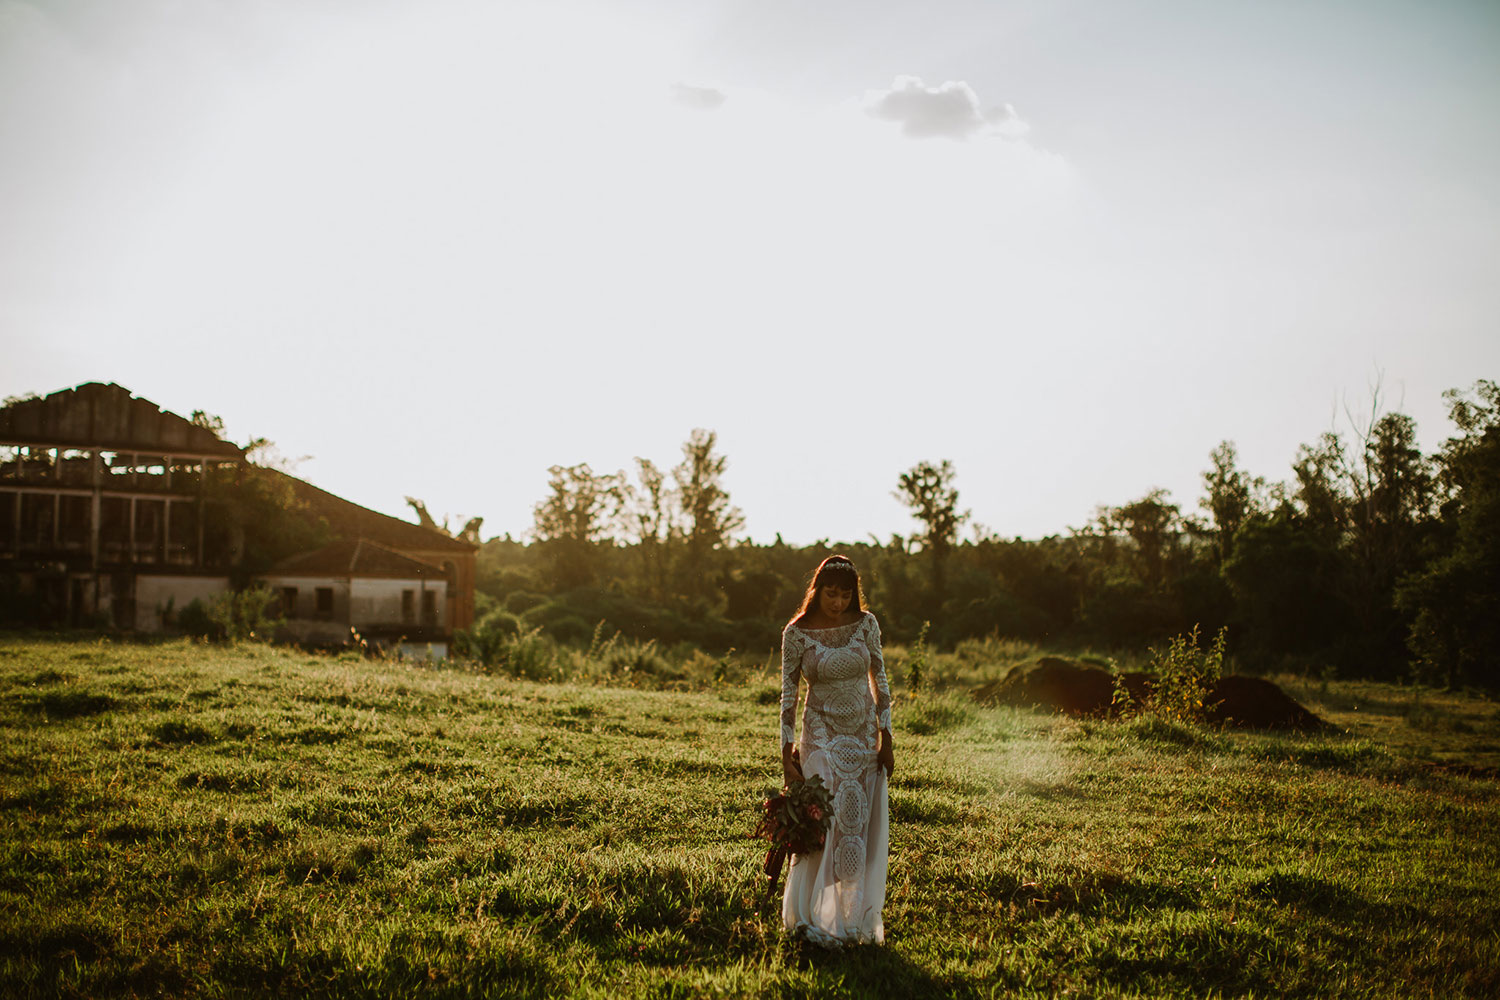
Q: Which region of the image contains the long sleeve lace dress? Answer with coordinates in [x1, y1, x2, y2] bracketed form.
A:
[779, 611, 892, 946]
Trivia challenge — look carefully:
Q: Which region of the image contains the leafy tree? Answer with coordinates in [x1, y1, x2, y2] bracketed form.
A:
[1397, 380, 1500, 689]
[1361, 413, 1437, 572]
[1223, 507, 1349, 660]
[531, 463, 625, 589]
[190, 411, 329, 575]
[1201, 441, 1265, 565]
[673, 430, 744, 586]
[620, 457, 678, 601]
[1291, 431, 1349, 541]
[894, 460, 969, 603]
[1106, 488, 1184, 593]
[1277, 399, 1439, 675]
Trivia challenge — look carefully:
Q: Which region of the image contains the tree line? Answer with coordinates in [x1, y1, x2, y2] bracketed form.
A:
[471, 380, 1499, 690]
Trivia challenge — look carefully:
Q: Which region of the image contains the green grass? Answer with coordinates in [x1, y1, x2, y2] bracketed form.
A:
[2, 636, 1498, 998]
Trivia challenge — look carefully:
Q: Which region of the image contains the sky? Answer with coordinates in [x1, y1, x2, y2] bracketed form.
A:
[3, 0, 1497, 545]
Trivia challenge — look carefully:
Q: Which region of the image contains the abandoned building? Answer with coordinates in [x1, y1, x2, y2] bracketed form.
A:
[261, 537, 455, 655]
[0, 382, 476, 653]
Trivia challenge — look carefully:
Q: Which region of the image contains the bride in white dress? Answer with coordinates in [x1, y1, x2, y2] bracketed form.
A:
[779, 554, 894, 946]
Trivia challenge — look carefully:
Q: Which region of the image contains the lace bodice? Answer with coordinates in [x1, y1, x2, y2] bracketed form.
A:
[779, 612, 891, 748]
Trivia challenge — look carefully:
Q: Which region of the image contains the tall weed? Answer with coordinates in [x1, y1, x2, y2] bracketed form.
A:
[905, 621, 931, 695]
[1147, 624, 1226, 724]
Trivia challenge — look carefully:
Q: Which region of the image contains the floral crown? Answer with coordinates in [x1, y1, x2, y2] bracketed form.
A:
[821, 557, 856, 572]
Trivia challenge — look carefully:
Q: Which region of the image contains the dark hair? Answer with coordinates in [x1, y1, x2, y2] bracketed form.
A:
[789, 555, 865, 626]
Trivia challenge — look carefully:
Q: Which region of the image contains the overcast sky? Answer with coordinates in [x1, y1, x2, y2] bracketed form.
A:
[3, 0, 1497, 544]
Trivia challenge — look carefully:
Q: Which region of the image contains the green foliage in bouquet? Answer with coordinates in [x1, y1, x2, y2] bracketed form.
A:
[753, 772, 836, 900]
[755, 773, 834, 857]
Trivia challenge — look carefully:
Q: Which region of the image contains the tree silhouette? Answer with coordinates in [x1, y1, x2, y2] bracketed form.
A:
[673, 430, 743, 586]
[894, 460, 969, 602]
[1397, 380, 1500, 688]
[621, 457, 678, 600]
[532, 463, 624, 588]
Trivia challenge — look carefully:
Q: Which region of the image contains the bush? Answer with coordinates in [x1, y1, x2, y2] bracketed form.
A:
[477, 609, 521, 637]
[904, 621, 931, 694]
[205, 586, 283, 643]
[502, 628, 555, 681]
[540, 613, 593, 645]
[177, 599, 219, 640]
[1145, 624, 1226, 724]
[602, 640, 676, 682]
[504, 591, 549, 615]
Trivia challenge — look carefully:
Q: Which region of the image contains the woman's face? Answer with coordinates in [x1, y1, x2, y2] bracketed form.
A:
[818, 584, 853, 619]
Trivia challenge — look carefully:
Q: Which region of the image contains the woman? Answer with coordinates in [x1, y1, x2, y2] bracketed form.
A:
[779, 554, 894, 946]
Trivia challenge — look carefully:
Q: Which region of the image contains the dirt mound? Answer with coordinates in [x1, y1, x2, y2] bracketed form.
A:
[971, 659, 1326, 731]
[1205, 675, 1327, 731]
[970, 657, 1116, 717]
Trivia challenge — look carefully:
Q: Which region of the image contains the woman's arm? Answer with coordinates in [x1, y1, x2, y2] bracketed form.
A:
[868, 614, 895, 777]
[780, 627, 804, 785]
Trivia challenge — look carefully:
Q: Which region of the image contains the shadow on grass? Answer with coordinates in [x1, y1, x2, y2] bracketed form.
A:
[926, 868, 1200, 919]
[786, 939, 952, 999]
[1124, 716, 1227, 750]
[1244, 738, 1408, 778]
[1247, 870, 1364, 914]
[1015, 778, 1091, 801]
[895, 772, 990, 797]
[1093, 919, 1286, 996]
[13, 689, 120, 718]
[206, 921, 557, 1000]
[902, 700, 976, 736]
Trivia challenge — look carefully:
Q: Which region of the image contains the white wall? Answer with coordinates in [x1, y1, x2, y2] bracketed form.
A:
[349, 578, 444, 629]
[256, 574, 446, 643]
[135, 574, 230, 632]
[260, 575, 344, 621]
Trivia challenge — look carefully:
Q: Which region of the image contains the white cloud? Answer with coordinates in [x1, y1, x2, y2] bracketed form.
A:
[671, 81, 726, 111]
[864, 75, 1027, 139]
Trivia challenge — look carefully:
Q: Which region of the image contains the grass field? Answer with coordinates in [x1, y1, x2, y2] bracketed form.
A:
[2, 635, 1498, 998]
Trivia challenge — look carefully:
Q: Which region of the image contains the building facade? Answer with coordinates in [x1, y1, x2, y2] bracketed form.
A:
[0, 382, 243, 627]
[0, 383, 477, 646]
[262, 537, 454, 656]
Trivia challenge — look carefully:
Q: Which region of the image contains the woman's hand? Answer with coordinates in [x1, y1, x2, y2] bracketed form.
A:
[782, 743, 804, 787]
[877, 731, 895, 778]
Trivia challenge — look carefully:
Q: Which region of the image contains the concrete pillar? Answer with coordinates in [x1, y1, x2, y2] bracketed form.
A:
[197, 459, 206, 568]
[90, 450, 101, 573]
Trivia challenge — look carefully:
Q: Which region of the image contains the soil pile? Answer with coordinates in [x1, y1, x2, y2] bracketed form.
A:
[1204, 675, 1326, 731]
[971, 657, 1326, 731]
[970, 657, 1116, 717]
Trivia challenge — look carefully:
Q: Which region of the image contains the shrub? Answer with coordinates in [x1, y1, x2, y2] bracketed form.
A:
[1146, 624, 1226, 724]
[502, 628, 555, 681]
[602, 640, 675, 682]
[176, 599, 219, 640]
[454, 620, 556, 680]
[504, 591, 549, 615]
[477, 609, 522, 637]
[542, 614, 593, 645]
[205, 586, 283, 643]
[905, 621, 931, 695]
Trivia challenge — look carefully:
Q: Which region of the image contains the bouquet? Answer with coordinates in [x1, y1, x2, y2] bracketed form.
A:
[752, 771, 834, 899]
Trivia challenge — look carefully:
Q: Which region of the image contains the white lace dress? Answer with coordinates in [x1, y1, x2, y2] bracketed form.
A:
[779, 611, 892, 946]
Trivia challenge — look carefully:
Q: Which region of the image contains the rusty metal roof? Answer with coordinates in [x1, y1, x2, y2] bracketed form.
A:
[0, 382, 245, 458]
[275, 471, 477, 554]
[266, 537, 450, 579]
